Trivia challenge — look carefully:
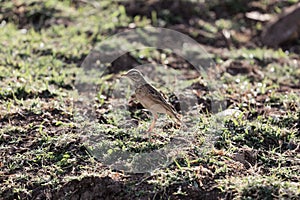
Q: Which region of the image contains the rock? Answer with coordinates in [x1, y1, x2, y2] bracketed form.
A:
[261, 3, 300, 47]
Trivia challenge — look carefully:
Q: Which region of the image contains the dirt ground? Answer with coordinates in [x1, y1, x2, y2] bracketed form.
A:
[1, 0, 299, 199]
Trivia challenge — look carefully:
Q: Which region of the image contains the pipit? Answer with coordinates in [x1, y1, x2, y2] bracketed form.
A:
[122, 69, 181, 132]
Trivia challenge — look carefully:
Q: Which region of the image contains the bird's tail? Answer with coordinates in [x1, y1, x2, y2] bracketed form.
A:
[167, 110, 184, 126]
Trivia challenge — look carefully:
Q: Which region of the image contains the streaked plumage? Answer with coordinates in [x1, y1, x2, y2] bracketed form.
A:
[123, 69, 181, 132]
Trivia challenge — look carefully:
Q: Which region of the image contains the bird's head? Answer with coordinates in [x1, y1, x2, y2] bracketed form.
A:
[122, 69, 145, 83]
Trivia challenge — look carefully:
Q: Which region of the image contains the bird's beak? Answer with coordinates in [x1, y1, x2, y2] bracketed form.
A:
[121, 72, 128, 77]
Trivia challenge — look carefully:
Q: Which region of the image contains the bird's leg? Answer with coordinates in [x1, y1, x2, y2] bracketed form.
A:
[147, 113, 158, 142]
[147, 113, 158, 133]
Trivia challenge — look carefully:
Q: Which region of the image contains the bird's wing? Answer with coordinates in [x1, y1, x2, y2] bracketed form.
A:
[143, 84, 180, 121]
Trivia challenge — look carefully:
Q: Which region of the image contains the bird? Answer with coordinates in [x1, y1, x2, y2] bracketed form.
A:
[122, 69, 181, 132]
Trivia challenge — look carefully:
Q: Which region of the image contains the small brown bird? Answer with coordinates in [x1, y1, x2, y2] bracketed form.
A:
[122, 69, 181, 132]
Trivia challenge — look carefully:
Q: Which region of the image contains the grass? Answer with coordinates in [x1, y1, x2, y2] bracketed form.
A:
[0, 0, 299, 199]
